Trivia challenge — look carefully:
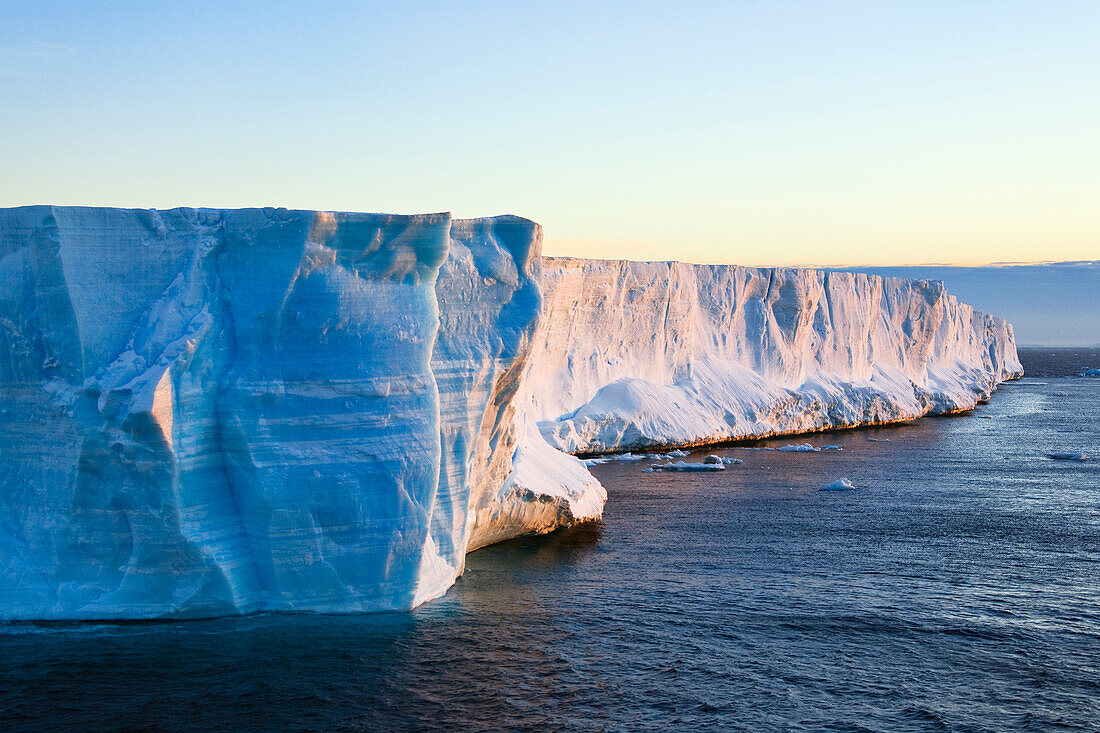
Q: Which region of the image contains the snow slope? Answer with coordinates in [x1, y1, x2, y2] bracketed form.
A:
[0, 207, 1019, 618]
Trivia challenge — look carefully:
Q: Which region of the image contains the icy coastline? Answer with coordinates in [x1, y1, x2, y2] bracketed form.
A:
[525, 258, 1022, 455]
[0, 206, 1020, 618]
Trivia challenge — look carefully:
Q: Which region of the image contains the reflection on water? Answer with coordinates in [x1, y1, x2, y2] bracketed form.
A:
[2, 374, 1099, 732]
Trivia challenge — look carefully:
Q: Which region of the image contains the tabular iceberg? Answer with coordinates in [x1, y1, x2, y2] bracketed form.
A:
[0, 206, 1020, 619]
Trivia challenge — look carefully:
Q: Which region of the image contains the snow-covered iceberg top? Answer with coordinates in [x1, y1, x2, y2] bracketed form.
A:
[0, 206, 1020, 619]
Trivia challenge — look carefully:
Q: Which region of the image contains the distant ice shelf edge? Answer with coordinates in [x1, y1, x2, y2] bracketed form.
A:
[0, 206, 1023, 620]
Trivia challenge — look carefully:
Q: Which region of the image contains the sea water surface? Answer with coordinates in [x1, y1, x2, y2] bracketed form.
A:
[2, 349, 1098, 731]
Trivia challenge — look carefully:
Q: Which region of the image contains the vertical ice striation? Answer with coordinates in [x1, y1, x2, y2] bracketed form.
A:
[420, 216, 542, 600]
[1, 206, 452, 617]
[0, 207, 1021, 619]
[426, 217, 603, 571]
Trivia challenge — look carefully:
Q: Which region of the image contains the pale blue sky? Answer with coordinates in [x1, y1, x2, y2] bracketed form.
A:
[2, 1, 1098, 266]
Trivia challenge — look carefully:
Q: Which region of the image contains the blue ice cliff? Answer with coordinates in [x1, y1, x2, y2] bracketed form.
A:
[0, 207, 1021, 619]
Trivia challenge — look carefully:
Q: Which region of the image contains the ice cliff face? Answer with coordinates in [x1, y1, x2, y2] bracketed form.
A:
[0, 207, 1019, 619]
[526, 259, 1022, 454]
[426, 217, 601, 590]
[0, 206, 598, 619]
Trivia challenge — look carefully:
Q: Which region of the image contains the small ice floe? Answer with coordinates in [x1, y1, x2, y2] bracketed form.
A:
[1079, 368, 1100, 378]
[584, 452, 646, 466]
[778, 443, 818, 452]
[1051, 391, 1071, 397]
[650, 461, 725, 472]
[820, 478, 855, 491]
[703, 455, 743, 466]
[868, 438, 891, 443]
[1046, 452, 1088, 461]
[822, 445, 843, 451]
[665, 449, 690, 458]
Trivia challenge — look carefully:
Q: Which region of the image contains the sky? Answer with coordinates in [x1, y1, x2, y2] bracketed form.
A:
[1, 1, 1098, 267]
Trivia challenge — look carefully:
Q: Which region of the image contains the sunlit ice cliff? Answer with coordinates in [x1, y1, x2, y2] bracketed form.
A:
[527, 258, 1023, 454]
[0, 206, 1021, 619]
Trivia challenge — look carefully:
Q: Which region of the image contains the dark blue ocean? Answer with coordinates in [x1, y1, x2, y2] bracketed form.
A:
[2, 349, 1098, 732]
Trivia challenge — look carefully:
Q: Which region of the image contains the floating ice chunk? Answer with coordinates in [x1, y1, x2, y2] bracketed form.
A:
[822, 445, 843, 451]
[778, 443, 818, 452]
[603, 452, 646, 462]
[867, 438, 891, 443]
[1051, 391, 1070, 397]
[820, 478, 855, 491]
[583, 452, 646, 466]
[1080, 368, 1100, 377]
[665, 449, 690, 458]
[651, 461, 725, 472]
[702, 455, 742, 465]
[1046, 452, 1088, 461]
